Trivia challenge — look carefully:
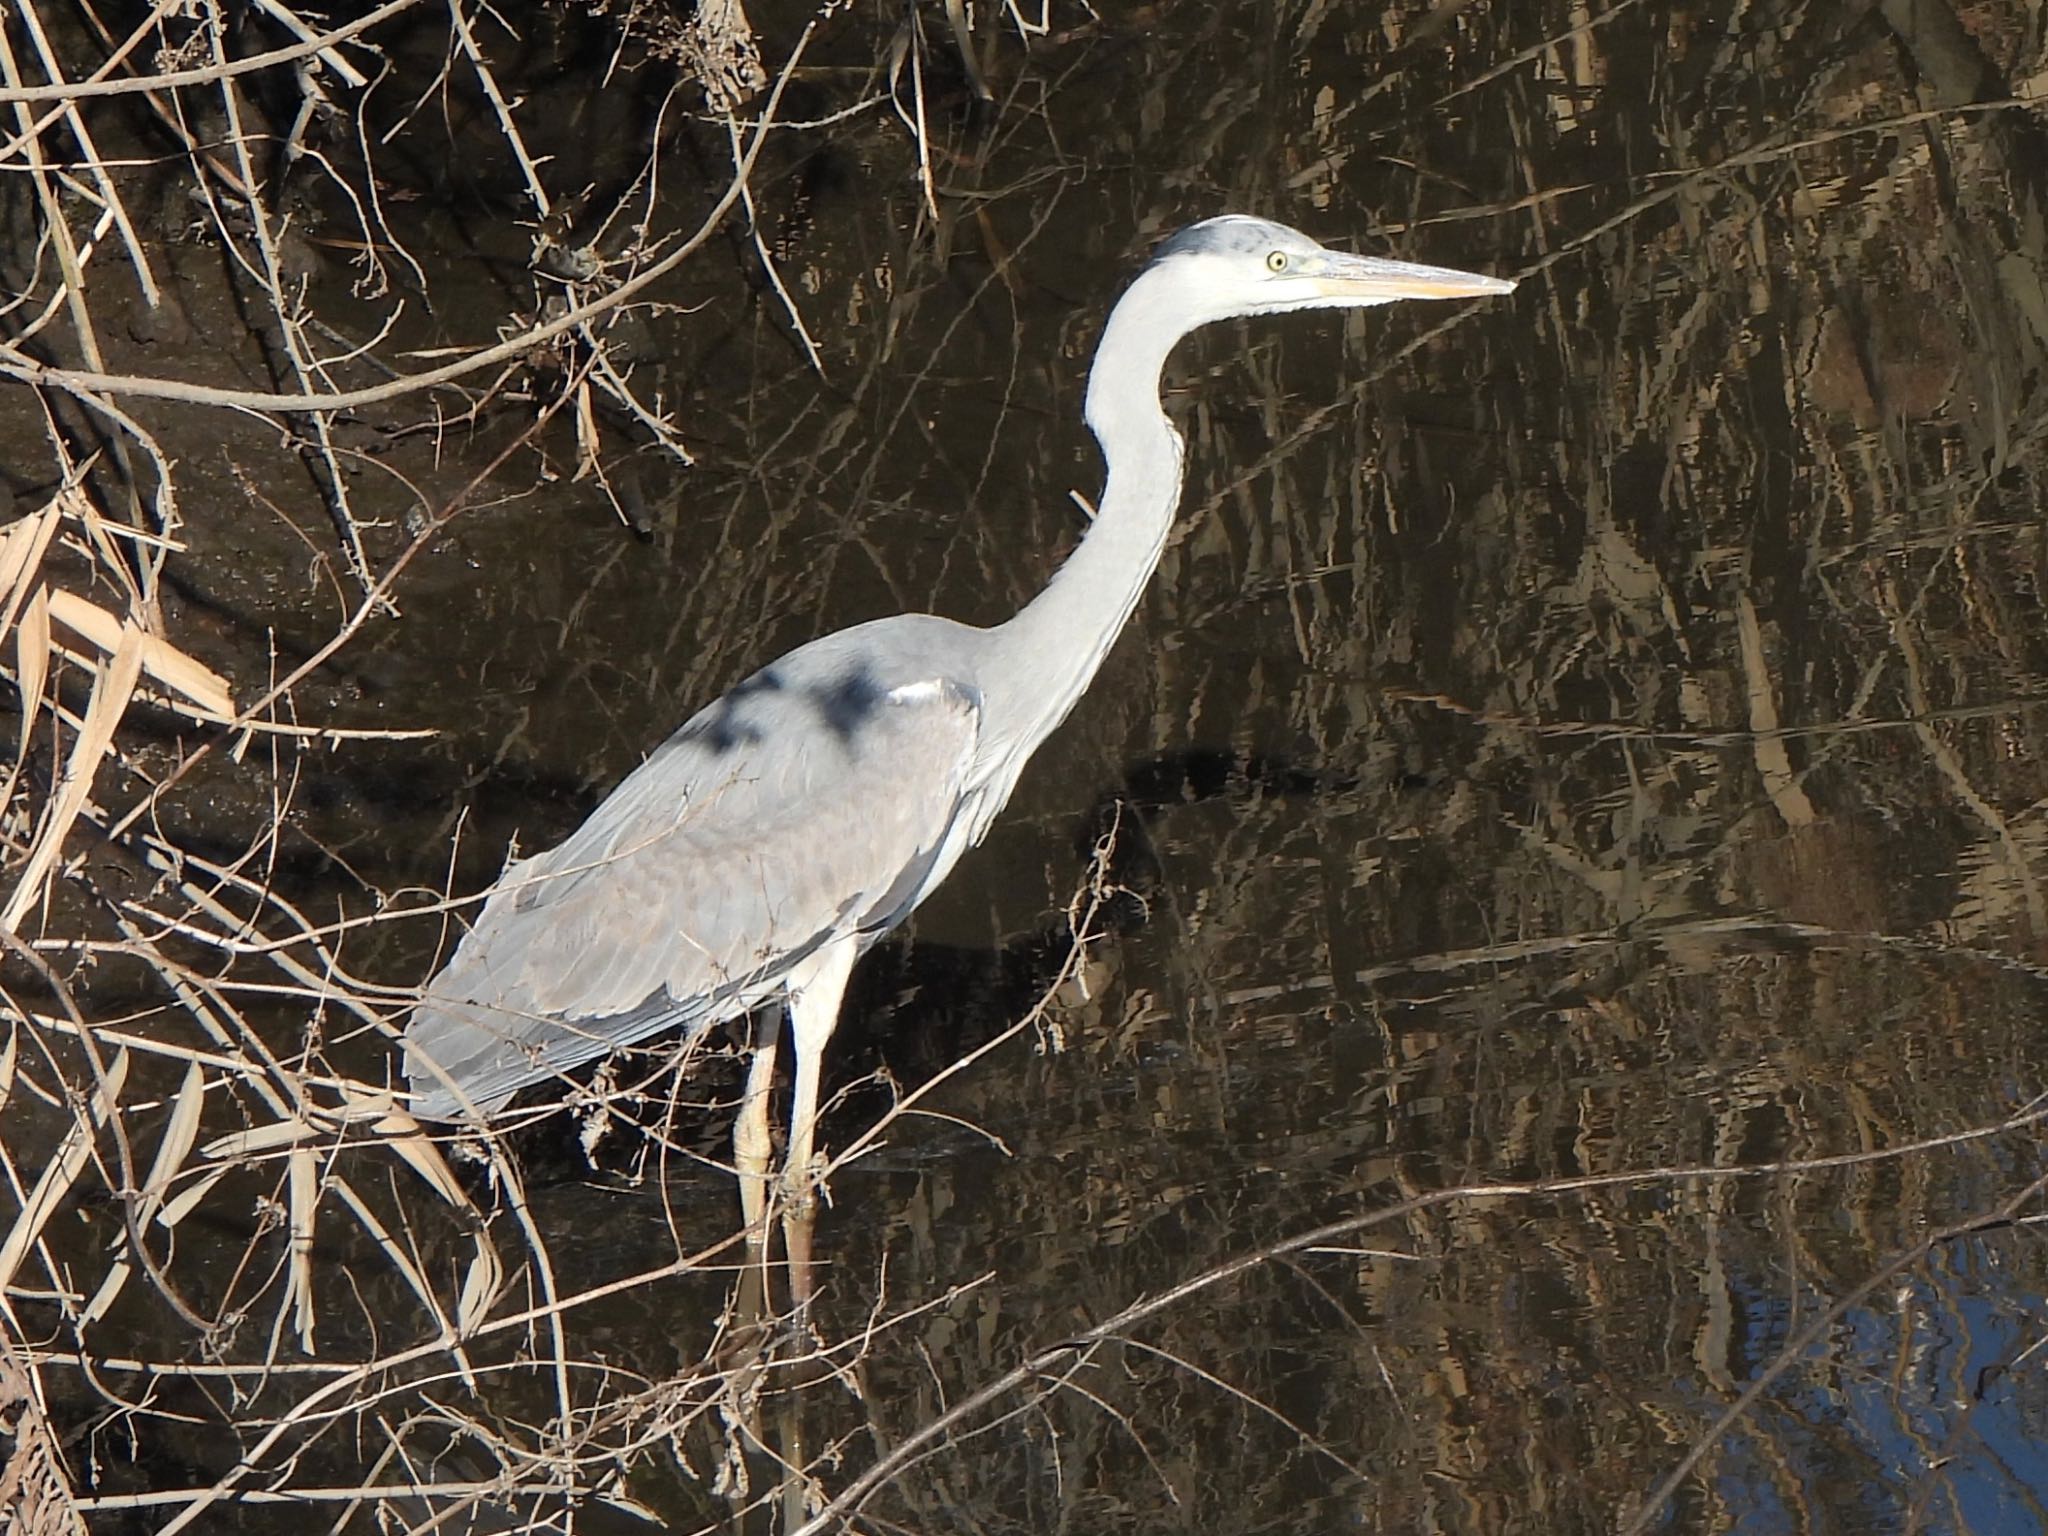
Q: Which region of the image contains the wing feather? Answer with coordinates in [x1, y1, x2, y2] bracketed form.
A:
[406, 667, 982, 1118]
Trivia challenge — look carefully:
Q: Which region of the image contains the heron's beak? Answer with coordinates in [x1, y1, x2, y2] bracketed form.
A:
[1312, 254, 1517, 302]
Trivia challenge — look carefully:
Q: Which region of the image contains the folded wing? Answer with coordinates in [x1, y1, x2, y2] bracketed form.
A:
[406, 663, 984, 1118]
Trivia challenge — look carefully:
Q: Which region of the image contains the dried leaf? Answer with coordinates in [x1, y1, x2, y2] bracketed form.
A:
[0, 499, 62, 634]
[1, 626, 146, 934]
[455, 1233, 504, 1337]
[0, 1049, 130, 1292]
[287, 1145, 318, 1354]
[45, 589, 234, 719]
[203, 1117, 314, 1161]
[80, 1256, 133, 1327]
[156, 1168, 229, 1230]
[139, 1063, 207, 1226]
[13, 584, 49, 770]
[381, 1119, 478, 1213]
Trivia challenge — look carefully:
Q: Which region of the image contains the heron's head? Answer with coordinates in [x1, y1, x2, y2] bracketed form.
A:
[1144, 214, 1515, 326]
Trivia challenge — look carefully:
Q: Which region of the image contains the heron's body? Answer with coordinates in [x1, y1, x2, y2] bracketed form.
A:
[405, 215, 1512, 1227]
[408, 617, 999, 1118]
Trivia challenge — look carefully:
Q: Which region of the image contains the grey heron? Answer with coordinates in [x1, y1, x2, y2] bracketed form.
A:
[403, 215, 1513, 1231]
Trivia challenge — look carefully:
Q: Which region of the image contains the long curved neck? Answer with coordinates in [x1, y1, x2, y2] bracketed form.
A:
[981, 270, 1193, 775]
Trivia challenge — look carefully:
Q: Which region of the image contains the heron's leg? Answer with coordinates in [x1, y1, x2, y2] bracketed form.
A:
[781, 936, 859, 1213]
[734, 1007, 783, 1242]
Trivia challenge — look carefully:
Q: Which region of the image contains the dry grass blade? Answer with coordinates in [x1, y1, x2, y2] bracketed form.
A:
[202, 1117, 317, 1160]
[137, 1062, 206, 1227]
[44, 589, 233, 719]
[379, 1119, 481, 1213]
[1, 624, 144, 933]
[154, 1169, 229, 1231]
[73, 1044, 202, 1327]
[0, 579, 48, 862]
[78, 1253, 132, 1329]
[0, 1048, 130, 1293]
[11, 585, 50, 773]
[323, 1175, 480, 1386]
[455, 1231, 505, 1338]
[0, 495, 62, 632]
[286, 1144, 318, 1354]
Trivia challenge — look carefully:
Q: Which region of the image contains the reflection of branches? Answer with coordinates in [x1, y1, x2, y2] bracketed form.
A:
[1625, 1160, 2048, 1536]
[801, 1097, 2048, 1534]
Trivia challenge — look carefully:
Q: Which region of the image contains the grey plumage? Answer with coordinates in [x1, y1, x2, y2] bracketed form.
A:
[406, 619, 993, 1118]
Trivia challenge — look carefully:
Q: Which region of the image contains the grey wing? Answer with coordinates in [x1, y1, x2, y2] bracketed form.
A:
[405, 674, 984, 1119]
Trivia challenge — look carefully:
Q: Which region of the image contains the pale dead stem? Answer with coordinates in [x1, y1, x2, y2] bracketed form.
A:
[1119, 1334, 1372, 1488]
[446, 1, 553, 220]
[63, 1269, 992, 1526]
[203, 23, 379, 600]
[0, 2, 156, 306]
[0, 33, 172, 610]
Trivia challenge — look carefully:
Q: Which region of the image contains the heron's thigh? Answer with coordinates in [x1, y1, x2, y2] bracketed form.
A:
[784, 936, 858, 1059]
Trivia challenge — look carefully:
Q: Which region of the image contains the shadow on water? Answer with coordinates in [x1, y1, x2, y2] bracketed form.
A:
[8, 1, 2048, 1532]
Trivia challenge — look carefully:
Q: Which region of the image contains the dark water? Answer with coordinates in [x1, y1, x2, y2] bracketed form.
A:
[9, 3, 2048, 1533]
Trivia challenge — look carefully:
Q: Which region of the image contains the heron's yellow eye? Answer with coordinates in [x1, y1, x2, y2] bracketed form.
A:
[1266, 250, 1289, 273]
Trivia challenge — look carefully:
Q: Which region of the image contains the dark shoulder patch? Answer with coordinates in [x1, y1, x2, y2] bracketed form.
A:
[814, 666, 886, 740]
[682, 666, 784, 754]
